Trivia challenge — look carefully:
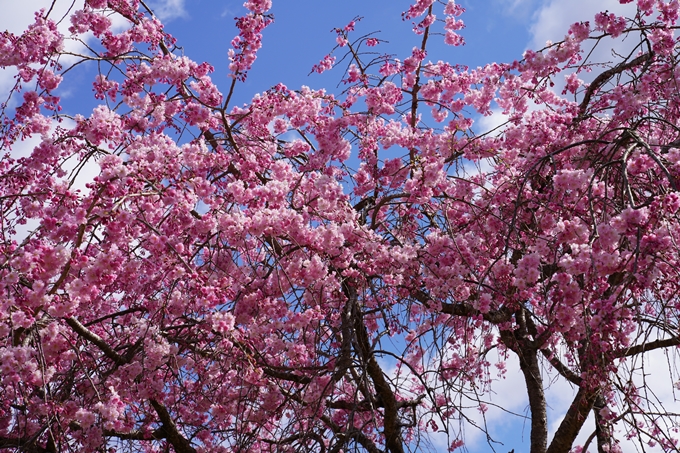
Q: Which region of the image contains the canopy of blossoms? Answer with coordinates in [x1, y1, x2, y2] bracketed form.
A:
[1, 1, 680, 452]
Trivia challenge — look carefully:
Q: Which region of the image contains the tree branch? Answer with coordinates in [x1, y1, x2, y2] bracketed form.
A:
[65, 317, 126, 365]
[501, 310, 548, 453]
[613, 336, 680, 358]
[546, 387, 598, 453]
[345, 282, 405, 453]
[577, 53, 653, 118]
[149, 399, 197, 453]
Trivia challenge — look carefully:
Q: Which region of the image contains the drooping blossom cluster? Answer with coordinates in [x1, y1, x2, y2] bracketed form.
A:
[1, 1, 680, 453]
[228, 0, 273, 80]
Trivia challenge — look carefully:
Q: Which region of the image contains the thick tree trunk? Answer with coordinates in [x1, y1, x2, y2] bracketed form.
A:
[501, 325, 548, 453]
[546, 387, 598, 453]
[518, 347, 548, 453]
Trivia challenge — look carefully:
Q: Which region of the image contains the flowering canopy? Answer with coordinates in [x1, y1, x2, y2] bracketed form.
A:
[2, 0, 680, 452]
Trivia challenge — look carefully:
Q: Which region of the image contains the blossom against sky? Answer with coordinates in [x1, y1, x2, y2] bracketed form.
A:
[2, 1, 661, 452]
[2, 0, 627, 113]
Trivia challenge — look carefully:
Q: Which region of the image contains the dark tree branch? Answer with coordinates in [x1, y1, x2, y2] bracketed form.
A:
[501, 309, 548, 453]
[577, 53, 653, 118]
[525, 315, 582, 385]
[262, 367, 313, 385]
[538, 347, 582, 385]
[412, 288, 512, 324]
[546, 387, 598, 453]
[593, 394, 614, 453]
[345, 283, 405, 453]
[613, 336, 680, 358]
[65, 317, 126, 365]
[149, 399, 197, 453]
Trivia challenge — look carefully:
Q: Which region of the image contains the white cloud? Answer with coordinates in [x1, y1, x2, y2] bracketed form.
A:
[493, 0, 541, 20]
[528, 0, 639, 92]
[0, 0, 57, 35]
[0, 1, 65, 100]
[529, 0, 634, 51]
[476, 109, 510, 136]
[0, 1, 126, 108]
[145, 0, 187, 21]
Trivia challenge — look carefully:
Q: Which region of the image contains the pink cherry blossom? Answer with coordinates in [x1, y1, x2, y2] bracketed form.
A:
[1, 1, 680, 453]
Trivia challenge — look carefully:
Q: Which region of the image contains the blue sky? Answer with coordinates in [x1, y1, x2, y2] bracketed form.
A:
[149, 0, 636, 133]
[3, 0, 672, 452]
[161, 0, 538, 107]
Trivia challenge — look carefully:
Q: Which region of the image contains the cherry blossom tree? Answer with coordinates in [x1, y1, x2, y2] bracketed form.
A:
[2, 0, 680, 452]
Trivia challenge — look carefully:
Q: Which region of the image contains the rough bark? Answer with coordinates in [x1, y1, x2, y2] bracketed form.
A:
[501, 317, 548, 453]
[150, 399, 197, 453]
[546, 387, 598, 453]
[518, 346, 548, 453]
